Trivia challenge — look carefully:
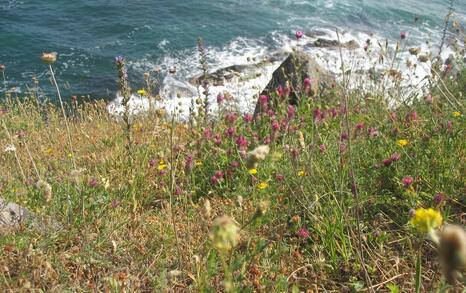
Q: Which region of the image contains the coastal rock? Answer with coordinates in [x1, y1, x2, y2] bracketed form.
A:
[0, 197, 34, 228]
[312, 38, 359, 49]
[254, 51, 333, 116]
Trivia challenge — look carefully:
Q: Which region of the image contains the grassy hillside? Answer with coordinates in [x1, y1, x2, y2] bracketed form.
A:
[0, 46, 465, 291]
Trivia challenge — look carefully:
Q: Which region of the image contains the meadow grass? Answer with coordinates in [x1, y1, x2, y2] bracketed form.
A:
[0, 36, 465, 292]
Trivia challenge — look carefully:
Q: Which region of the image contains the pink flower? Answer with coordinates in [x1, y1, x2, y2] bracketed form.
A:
[277, 85, 284, 98]
[263, 135, 271, 145]
[340, 132, 348, 141]
[236, 136, 248, 149]
[214, 134, 222, 145]
[295, 31, 304, 40]
[400, 32, 407, 40]
[339, 143, 347, 153]
[368, 127, 379, 137]
[175, 186, 183, 196]
[214, 170, 224, 178]
[390, 152, 401, 162]
[210, 176, 218, 185]
[243, 114, 253, 123]
[355, 122, 365, 131]
[297, 227, 310, 239]
[271, 120, 280, 132]
[203, 128, 212, 139]
[304, 77, 311, 88]
[149, 159, 157, 167]
[433, 193, 445, 205]
[383, 158, 392, 167]
[217, 93, 224, 104]
[291, 148, 300, 158]
[224, 112, 237, 124]
[230, 161, 240, 168]
[88, 178, 98, 188]
[402, 176, 413, 186]
[329, 108, 338, 118]
[259, 95, 269, 106]
[287, 105, 296, 120]
[225, 127, 235, 138]
[275, 174, 285, 181]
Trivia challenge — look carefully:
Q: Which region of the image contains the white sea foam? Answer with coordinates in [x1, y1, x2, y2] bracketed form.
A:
[108, 25, 462, 117]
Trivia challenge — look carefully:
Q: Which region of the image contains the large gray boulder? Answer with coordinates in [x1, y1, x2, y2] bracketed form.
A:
[254, 51, 333, 117]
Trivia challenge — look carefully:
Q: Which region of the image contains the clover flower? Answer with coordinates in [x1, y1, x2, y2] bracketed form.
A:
[402, 176, 414, 187]
[297, 227, 310, 239]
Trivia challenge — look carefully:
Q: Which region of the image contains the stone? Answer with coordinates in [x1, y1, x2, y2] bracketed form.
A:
[0, 197, 34, 228]
[254, 51, 333, 117]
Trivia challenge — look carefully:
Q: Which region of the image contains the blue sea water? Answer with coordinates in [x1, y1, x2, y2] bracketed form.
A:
[0, 0, 465, 100]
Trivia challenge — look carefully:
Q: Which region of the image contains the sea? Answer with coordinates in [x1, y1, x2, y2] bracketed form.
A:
[1, 0, 465, 114]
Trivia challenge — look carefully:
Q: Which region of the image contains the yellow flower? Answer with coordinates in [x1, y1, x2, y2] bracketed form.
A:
[67, 153, 73, 158]
[158, 161, 168, 171]
[195, 160, 203, 166]
[397, 139, 409, 147]
[137, 89, 147, 96]
[298, 170, 306, 177]
[41, 52, 57, 64]
[453, 111, 461, 117]
[256, 182, 268, 190]
[410, 208, 443, 233]
[248, 168, 257, 175]
[46, 147, 53, 155]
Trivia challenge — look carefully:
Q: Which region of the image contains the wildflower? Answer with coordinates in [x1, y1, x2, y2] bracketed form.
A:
[390, 152, 401, 162]
[409, 208, 442, 234]
[402, 176, 414, 187]
[235, 136, 248, 149]
[243, 114, 253, 123]
[340, 132, 348, 141]
[224, 112, 237, 124]
[230, 161, 240, 168]
[88, 177, 98, 188]
[297, 227, 310, 239]
[397, 139, 409, 146]
[203, 128, 212, 139]
[225, 127, 235, 138]
[175, 186, 183, 196]
[287, 105, 296, 120]
[298, 171, 306, 177]
[214, 170, 224, 178]
[271, 120, 280, 132]
[295, 31, 304, 40]
[111, 199, 120, 208]
[274, 173, 284, 181]
[256, 182, 268, 190]
[248, 169, 257, 175]
[0, 64, 5, 71]
[41, 52, 57, 64]
[259, 95, 269, 107]
[355, 122, 365, 131]
[217, 93, 224, 104]
[304, 77, 311, 88]
[368, 127, 379, 137]
[433, 193, 446, 206]
[210, 176, 219, 185]
[383, 158, 393, 167]
[195, 160, 203, 166]
[210, 215, 240, 252]
[137, 89, 146, 96]
[158, 161, 168, 171]
[453, 111, 461, 117]
[36, 180, 52, 202]
[400, 32, 407, 40]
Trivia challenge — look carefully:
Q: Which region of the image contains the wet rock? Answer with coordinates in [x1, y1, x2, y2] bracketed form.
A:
[305, 30, 327, 38]
[408, 47, 421, 55]
[312, 38, 359, 49]
[254, 51, 333, 117]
